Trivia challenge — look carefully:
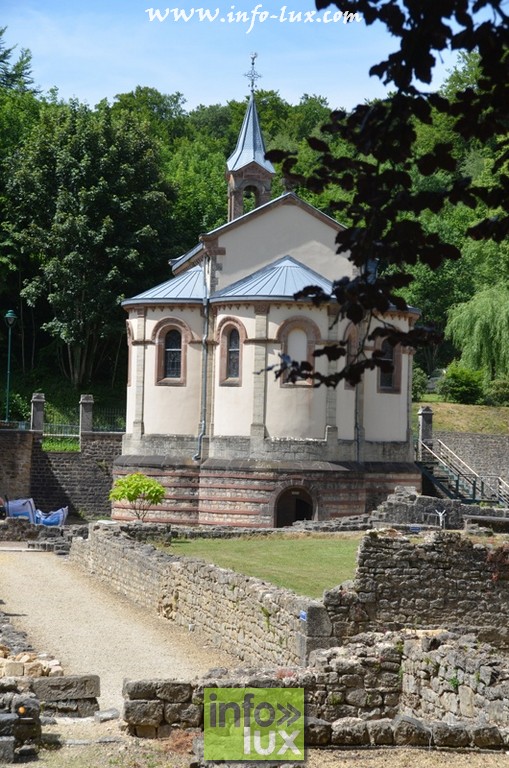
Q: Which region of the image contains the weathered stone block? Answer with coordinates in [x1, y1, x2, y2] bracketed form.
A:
[393, 715, 431, 746]
[331, 717, 369, 746]
[123, 680, 162, 700]
[163, 702, 202, 727]
[156, 681, 193, 703]
[304, 717, 331, 746]
[124, 700, 164, 727]
[470, 724, 504, 749]
[0, 715, 17, 736]
[0, 736, 15, 763]
[13, 716, 41, 742]
[3, 662, 23, 677]
[431, 722, 470, 748]
[306, 604, 332, 637]
[30, 675, 100, 701]
[367, 718, 394, 745]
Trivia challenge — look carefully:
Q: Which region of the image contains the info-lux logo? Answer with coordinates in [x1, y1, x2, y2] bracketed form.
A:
[204, 687, 305, 761]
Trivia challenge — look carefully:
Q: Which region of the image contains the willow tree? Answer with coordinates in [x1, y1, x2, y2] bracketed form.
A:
[446, 284, 509, 379]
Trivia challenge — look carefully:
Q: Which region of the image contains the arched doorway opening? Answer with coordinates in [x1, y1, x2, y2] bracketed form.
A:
[275, 487, 314, 528]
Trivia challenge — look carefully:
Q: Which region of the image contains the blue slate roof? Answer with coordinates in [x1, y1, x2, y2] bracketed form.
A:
[122, 265, 205, 305]
[226, 93, 275, 174]
[211, 255, 332, 302]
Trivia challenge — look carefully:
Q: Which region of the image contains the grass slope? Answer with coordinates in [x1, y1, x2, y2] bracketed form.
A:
[412, 401, 509, 435]
[169, 534, 362, 599]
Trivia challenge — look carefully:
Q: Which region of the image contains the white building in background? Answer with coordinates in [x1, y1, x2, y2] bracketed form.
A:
[115, 89, 421, 527]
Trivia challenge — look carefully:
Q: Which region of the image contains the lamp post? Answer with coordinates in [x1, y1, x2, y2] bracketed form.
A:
[4, 310, 17, 423]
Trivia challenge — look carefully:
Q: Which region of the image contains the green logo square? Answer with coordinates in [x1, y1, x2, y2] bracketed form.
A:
[204, 687, 305, 761]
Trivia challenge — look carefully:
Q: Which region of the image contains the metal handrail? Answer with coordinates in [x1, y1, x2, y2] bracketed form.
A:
[417, 440, 509, 506]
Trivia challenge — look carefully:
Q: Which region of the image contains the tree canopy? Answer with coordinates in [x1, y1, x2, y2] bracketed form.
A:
[5, 99, 175, 386]
[1, 9, 509, 393]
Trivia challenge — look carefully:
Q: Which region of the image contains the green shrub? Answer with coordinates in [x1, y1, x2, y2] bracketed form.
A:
[109, 472, 165, 521]
[436, 362, 484, 404]
[484, 378, 509, 407]
[412, 366, 428, 401]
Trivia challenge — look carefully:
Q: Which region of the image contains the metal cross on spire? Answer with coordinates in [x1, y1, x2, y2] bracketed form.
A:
[244, 52, 262, 93]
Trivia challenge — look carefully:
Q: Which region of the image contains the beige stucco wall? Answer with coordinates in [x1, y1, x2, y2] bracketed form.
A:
[212, 308, 256, 437]
[213, 201, 352, 291]
[126, 307, 204, 436]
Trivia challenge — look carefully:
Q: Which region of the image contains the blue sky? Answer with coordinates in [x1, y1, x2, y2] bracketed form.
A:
[3, 0, 458, 110]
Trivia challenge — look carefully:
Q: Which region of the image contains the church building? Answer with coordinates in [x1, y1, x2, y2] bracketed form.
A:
[113, 79, 421, 527]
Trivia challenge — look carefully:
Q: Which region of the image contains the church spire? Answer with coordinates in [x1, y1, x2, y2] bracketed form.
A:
[226, 54, 275, 221]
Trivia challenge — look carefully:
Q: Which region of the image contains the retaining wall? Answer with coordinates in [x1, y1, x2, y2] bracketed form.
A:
[31, 433, 122, 516]
[436, 431, 509, 483]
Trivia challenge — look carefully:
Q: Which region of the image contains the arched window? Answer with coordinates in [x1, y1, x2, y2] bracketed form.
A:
[164, 329, 182, 379]
[152, 318, 192, 386]
[226, 328, 240, 379]
[276, 317, 321, 386]
[218, 319, 246, 386]
[377, 339, 402, 393]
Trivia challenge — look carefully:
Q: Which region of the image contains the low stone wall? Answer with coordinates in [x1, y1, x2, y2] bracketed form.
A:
[123, 634, 402, 739]
[371, 486, 509, 530]
[123, 631, 509, 755]
[70, 523, 332, 665]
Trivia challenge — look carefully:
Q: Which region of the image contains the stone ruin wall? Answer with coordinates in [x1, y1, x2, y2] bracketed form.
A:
[4, 516, 509, 757]
[325, 530, 509, 647]
[70, 522, 329, 666]
[123, 632, 509, 752]
[70, 520, 509, 669]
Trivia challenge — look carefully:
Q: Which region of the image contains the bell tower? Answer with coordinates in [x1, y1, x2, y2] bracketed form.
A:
[226, 54, 275, 221]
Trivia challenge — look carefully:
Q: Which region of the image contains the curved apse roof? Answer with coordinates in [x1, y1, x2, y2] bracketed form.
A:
[122, 264, 205, 306]
[211, 255, 332, 302]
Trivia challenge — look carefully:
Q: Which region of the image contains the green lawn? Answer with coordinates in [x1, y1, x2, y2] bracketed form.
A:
[166, 534, 362, 598]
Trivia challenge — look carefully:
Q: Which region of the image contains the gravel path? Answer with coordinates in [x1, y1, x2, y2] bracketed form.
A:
[0, 547, 236, 711]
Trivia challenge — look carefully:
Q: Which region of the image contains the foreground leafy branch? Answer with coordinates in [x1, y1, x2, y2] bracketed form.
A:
[266, 0, 509, 386]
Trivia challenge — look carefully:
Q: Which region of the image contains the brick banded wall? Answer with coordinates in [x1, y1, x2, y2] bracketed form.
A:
[111, 457, 421, 525]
